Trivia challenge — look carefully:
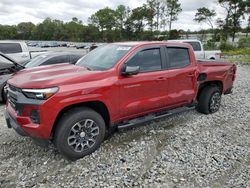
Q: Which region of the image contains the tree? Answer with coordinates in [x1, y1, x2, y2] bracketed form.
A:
[162, 0, 182, 32]
[64, 18, 84, 41]
[115, 5, 129, 39]
[89, 7, 116, 32]
[0, 25, 17, 40]
[218, 0, 249, 42]
[17, 22, 35, 40]
[194, 7, 216, 30]
[168, 29, 180, 39]
[145, 0, 165, 31]
[247, 16, 250, 37]
[115, 5, 127, 30]
[126, 5, 149, 35]
[89, 7, 117, 41]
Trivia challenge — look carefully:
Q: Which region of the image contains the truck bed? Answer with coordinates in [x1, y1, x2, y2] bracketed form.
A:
[197, 59, 236, 94]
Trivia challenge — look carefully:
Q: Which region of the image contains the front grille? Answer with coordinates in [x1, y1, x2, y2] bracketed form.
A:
[7, 85, 20, 112]
[9, 84, 22, 92]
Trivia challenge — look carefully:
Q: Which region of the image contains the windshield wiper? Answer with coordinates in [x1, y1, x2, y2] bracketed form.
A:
[84, 66, 92, 71]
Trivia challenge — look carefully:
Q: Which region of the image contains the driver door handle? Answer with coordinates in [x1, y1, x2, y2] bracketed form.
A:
[187, 73, 194, 77]
[156, 77, 166, 81]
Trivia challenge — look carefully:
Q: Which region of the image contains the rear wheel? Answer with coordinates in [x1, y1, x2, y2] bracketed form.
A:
[196, 86, 222, 114]
[54, 107, 106, 160]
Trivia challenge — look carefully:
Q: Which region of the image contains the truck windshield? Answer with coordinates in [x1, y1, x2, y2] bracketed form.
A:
[76, 44, 132, 71]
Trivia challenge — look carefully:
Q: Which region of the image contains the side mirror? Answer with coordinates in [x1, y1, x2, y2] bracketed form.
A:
[121, 64, 140, 76]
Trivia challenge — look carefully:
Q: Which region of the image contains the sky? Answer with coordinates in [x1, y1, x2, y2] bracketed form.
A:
[0, 0, 248, 31]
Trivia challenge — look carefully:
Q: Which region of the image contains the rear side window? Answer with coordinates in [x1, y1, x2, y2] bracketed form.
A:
[167, 47, 190, 69]
[0, 43, 22, 54]
[184, 42, 201, 51]
[127, 48, 162, 72]
[43, 55, 69, 65]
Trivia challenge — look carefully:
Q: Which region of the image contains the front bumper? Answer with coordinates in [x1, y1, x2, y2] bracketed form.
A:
[5, 110, 28, 136]
[5, 103, 51, 138]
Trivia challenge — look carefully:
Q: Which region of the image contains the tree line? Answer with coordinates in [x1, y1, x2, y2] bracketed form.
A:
[0, 0, 249, 42]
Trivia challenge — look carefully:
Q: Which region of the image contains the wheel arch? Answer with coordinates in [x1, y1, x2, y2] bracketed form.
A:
[197, 80, 223, 101]
[51, 100, 111, 137]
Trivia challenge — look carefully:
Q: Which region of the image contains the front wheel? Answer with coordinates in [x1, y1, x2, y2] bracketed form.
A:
[196, 86, 222, 114]
[54, 107, 106, 160]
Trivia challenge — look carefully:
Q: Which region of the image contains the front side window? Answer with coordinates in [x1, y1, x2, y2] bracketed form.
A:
[126, 48, 162, 72]
[167, 47, 190, 69]
[0, 43, 22, 54]
[76, 44, 131, 71]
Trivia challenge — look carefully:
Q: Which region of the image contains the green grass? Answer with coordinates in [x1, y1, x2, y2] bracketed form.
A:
[222, 48, 250, 63]
[225, 55, 250, 64]
[223, 48, 250, 56]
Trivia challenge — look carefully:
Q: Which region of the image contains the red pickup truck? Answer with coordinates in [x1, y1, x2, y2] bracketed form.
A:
[5, 42, 236, 160]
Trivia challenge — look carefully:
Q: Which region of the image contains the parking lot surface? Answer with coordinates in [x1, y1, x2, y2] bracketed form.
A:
[0, 64, 249, 188]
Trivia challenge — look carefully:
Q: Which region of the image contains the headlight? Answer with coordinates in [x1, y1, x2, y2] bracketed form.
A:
[22, 87, 58, 100]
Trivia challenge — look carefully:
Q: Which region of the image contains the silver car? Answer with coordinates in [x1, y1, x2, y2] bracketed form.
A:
[0, 52, 24, 101]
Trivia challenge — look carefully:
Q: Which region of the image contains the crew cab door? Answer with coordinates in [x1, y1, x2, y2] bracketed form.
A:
[164, 46, 197, 107]
[119, 46, 168, 118]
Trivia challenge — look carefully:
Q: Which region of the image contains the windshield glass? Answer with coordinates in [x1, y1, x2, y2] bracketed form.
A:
[25, 55, 48, 68]
[76, 44, 132, 71]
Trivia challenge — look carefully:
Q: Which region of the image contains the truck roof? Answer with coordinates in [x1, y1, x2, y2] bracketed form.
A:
[114, 41, 191, 48]
[167, 39, 201, 42]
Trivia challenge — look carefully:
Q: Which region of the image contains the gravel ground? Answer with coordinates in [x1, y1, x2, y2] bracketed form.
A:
[0, 64, 249, 188]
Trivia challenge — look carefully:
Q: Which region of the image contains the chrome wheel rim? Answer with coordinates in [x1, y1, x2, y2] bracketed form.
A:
[209, 92, 221, 112]
[67, 119, 99, 153]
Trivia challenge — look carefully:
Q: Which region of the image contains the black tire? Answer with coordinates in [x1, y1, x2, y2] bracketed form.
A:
[54, 107, 106, 160]
[2, 84, 7, 103]
[196, 86, 222, 114]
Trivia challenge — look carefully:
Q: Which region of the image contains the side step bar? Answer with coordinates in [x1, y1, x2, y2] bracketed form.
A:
[117, 105, 196, 130]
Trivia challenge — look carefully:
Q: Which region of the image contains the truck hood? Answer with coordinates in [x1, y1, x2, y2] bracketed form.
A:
[8, 64, 106, 88]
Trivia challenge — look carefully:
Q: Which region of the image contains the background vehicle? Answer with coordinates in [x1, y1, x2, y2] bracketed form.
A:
[67, 43, 76, 48]
[0, 41, 31, 64]
[5, 42, 236, 160]
[76, 44, 86, 49]
[0, 52, 83, 101]
[25, 52, 83, 68]
[168, 40, 222, 60]
[0, 53, 24, 101]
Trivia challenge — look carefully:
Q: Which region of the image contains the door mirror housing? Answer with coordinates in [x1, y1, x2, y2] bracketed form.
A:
[121, 64, 140, 76]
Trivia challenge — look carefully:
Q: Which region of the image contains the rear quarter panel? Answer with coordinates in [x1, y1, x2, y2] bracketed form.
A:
[198, 61, 236, 92]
